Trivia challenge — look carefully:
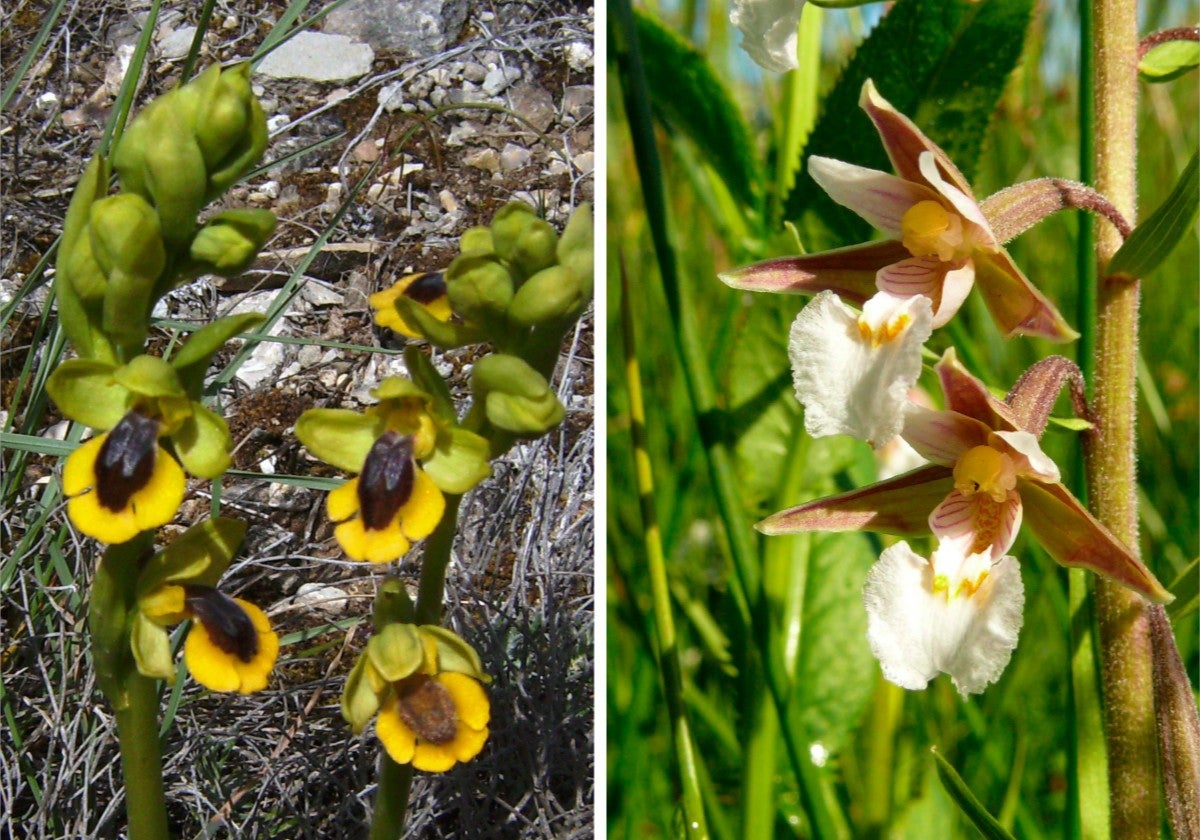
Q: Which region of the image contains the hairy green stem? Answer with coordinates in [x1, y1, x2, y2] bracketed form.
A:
[92, 535, 169, 840]
[1085, 0, 1160, 835]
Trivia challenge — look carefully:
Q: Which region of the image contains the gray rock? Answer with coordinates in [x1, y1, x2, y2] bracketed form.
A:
[254, 31, 374, 82]
[482, 64, 521, 96]
[461, 62, 488, 83]
[464, 148, 501, 173]
[508, 83, 555, 132]
[157, 25, 197, 60]
[500, 143, 532, 171]
[562, 85, 593, 121]
[323, 0, 468, 56]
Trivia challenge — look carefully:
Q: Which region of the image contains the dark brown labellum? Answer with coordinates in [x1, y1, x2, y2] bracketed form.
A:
[95, 412, 161, 512]
[402, 272, 447, 305]
[395, 675, 458, 745]
[185, 585, 259, 662]
[357, 432, 415, 531]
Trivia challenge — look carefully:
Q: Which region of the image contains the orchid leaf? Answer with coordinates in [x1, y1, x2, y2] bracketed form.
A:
[633, 10, 761, 208]
[1108, 151, 1198, 280]
[932, 748, 1017, 840]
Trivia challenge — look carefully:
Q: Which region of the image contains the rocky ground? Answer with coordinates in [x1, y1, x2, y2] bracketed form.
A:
[1, 1, 594, 836]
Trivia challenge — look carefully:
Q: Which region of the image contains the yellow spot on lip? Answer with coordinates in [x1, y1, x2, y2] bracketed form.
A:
[857, 312, 912, 347]
[953, 445, 1015, 503]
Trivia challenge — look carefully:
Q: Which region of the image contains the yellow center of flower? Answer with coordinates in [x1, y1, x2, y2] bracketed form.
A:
[932, 568, 990, 600]
[395, 675, 458, 745]
[901, 200, 966, 262]
[857, 312, 912, 347]
[931, 550, 993, 602]
[953, 445, 1016, 504]
[380, 400, 438, 458]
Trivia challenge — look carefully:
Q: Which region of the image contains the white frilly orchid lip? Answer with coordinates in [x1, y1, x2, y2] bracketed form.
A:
[730, 0, 804, 73]
[721, 80, 1078, 342]
[863, 541, 1024, 696]
[789, 290, 933, 447]
[760, 349, 1173, 604]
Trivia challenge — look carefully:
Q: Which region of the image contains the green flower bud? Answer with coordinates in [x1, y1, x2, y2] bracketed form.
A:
[446, 256, 514, 324]
[114, 63, 268, 247]
[55, 157, 117, 361]
[557, 202, 593, 299]
[88, 194, 166, 347]
[472, 354, 565, 436]
[507, 218, 558, 281]
[188, 209, 276, 276]
[508, 265, 584, 326]
[489, 202, 539, 261]
[459, 226, 495, 257]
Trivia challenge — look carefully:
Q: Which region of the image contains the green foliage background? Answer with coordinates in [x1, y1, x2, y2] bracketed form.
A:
[607, 0, 1198, 836]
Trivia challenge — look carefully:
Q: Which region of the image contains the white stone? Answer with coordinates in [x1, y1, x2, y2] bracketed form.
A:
[565, 42, 593, 72]
[35, 92, 59, 113]
[253, 32, 374, 82]
[464, 148, 501, 173]
[379, 81, 405, 112]
[572, 151, 594, 174]
[290, 583, 350, 617]
[500, 143, 532, 171]
[482, 64, 521, 96]
[157, 26, 197, 60]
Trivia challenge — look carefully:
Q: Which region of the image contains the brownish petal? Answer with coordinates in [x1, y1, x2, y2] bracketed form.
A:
[718, 240, 910, 303]
[1020, 480, 1172, 603]
[935, 349, 1021, 431]
[859, 79, 975, 199]
[973, 250, 1080, 343]
[758, 464, 953, 536]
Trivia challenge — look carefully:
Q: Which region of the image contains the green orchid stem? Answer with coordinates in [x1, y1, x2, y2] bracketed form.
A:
[368, 493, 463, 839]
[1085, 1, 1161, 836]
[369, 754, 414, 840]
[91, 534, 170, 840]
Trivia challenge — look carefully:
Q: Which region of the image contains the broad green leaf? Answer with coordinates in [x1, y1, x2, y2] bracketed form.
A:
[932, 747, 1018, 840]
[785, 0, 1035, 244]
[171, 312, 266, 396]
[786, 530, 877, 751]
[1108, 152, 1199, 279]
[1139, 40, 1200, 83]
[634, 10, 762, 208]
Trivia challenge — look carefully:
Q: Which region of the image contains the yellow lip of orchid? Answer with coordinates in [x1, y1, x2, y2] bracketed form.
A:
[375, 670, 490, 773]
[369, 271, 452, 339]
[181, 588, 278, 694]
[63, 412, 187, 545]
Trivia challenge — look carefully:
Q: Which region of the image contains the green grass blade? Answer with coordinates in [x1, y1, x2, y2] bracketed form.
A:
[931, 748, 1018, 840]
[0, 0, 71, 113]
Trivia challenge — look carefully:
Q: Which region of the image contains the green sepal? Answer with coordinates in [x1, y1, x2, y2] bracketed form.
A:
[508, 266, 584, 326]
[136, 517, 247, 598]
[421, 625, 490, 683]
[114, 355, 187, 400]
[422, 427, 492, 494]
[459, 226, 495, 256]
[473, 354, 565, 436]
[393, 297, 488, 348]
[295, 409, 385, 473]
[446, 255, 515, 323]
[366, 623, 426, 682]
[489, 202, 538, 261]
[186, 209, 276, 276]
[172, 403, 232, 479]
[557, 202, 594, 298]
[341, 653, 385, 732]
[507, 217, 558, 281]
[1139, 40, 1200, 83]
[372, 377, 429, 402]
[45, 359, 130, 430]
[403, 346, 457, 422]
[171, 312, 265, 397]
[130, 611, 177, 683]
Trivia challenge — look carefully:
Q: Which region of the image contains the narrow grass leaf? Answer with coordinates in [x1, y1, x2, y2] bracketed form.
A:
[931, 747, 1018, 840]
[0, 0, 70, 113]
[1108, 152, 1199, 279]
[1166, 557, 1198, 623]
[633, 10, 762, 208]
